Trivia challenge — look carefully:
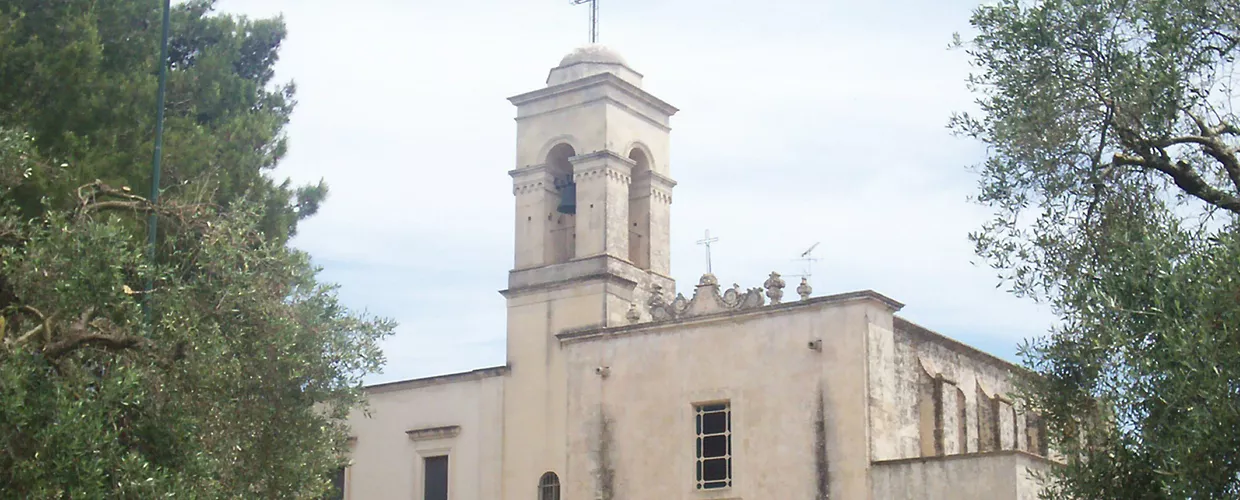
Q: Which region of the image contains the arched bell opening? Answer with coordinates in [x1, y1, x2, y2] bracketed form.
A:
[546, 143, 577, 263]
[627, 147, 652, 270]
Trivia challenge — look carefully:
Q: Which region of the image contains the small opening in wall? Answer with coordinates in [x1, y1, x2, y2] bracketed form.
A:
[590, 204, 594, 208]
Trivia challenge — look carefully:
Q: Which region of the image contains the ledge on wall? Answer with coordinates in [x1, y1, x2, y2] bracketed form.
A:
[406, 425, 461, 442]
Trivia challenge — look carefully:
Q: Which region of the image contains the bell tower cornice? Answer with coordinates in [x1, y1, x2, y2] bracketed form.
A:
[508, 72, 678, 131]
[509, 164, 557, 196]
[570, 150, 635, 183]
[633, 170, 676, 205]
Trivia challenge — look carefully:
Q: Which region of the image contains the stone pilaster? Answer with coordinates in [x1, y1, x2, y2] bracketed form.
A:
[510, 164, 557, 269]
[571, 151, 634, 260]
[646, 171, 676, 276]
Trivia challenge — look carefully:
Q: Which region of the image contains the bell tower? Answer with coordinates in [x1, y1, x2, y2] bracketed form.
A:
[501, 45, 677, 499]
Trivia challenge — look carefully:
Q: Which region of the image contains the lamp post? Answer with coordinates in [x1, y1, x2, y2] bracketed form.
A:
[145, 0, 171, 325]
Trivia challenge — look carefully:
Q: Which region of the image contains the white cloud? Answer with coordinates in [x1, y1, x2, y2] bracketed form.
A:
[216, 0, 1056, 383]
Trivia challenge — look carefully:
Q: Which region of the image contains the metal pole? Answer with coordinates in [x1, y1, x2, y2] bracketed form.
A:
[590, 0, 598, 43]
[145, 0, 171, 326]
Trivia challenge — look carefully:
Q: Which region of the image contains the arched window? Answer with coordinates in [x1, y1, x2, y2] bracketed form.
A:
[538, 472, 560, 500]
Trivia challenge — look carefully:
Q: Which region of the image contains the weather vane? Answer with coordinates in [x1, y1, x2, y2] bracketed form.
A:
[571, 0, 599, 43]
[697, 229, 719, 274]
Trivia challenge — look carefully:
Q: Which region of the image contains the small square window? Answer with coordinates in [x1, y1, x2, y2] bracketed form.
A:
[694, 402, 732, 490]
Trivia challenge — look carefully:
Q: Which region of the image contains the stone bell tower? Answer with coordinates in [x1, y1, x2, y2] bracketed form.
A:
[500, 45, 677, 499]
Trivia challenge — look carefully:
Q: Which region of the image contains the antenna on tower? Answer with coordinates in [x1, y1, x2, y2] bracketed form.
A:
[571, 0, 599, 43]
[789, 242, 820, 280]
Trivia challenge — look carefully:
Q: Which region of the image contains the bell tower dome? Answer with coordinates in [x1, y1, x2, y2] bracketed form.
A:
[500, 45, 678, 499]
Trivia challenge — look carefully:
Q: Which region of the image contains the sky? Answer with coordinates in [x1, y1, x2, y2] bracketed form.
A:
[213, 0, 1057, 384]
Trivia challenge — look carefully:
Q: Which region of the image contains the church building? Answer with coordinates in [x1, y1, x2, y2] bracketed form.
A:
[341, 45, 1054, 500]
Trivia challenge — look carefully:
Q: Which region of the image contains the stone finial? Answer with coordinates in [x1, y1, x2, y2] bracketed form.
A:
[698, 273, 719, 287]
[764, 271, 786, 304]
[648, 284, 677, 322]
[626, 302, 641, 323]
[797, 277, 813, 300]
[649, 284, 667, 309]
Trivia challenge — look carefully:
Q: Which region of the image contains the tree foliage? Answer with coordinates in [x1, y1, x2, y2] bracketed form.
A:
[0, 0, 323, 242]
[953, 0, 1240, 497]
[0, 1, 393, 497]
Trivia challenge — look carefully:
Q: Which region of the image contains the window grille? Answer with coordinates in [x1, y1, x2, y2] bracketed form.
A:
[538, 472, 560, 500]
[695, 403, 732, 490]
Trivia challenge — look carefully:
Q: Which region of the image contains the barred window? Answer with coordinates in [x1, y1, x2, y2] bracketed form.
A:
[695, 402, 732, 490]
[538, 472, 560, 500]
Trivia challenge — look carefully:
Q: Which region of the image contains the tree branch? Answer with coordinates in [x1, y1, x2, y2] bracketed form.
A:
[10, 323, 44, 346]
[1113, 153, 1240, 213]
[40, 307, 147, 358]
[82, 200, 152, 213]
[1110, 108, 1240, 212]
[1156, 135, 1215, 148]
[1, 305, 51, 346]
[42, 333, 147, 358]
[76, 181, 154, 215]
[1157, 124, 1240, 194]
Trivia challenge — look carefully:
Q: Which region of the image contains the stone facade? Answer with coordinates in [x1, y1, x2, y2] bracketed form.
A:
[345, 367, 506, 499]
[341, 45, 1053, 499]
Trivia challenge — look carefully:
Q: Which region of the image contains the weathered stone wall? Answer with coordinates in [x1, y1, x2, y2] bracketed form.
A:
[878, 317, 1044, 461]
[869, 451, 1052, 500]
[561, 295, 898, 500]
[344, 367, 506, 500]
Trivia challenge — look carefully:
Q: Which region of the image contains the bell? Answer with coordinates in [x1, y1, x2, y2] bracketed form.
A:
[557, 181, 577, 214]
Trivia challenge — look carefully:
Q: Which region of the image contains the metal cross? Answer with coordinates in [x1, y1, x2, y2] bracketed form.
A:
[571, 0, 599, 43]
[697, 229, 719, 274]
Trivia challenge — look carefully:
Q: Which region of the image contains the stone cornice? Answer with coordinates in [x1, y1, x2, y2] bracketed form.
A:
[510, 164, 557, 195]
[509, 163, 550, 178]
[870, 449, 1059, 467]
[500, 272, 638, 299]
[630, 170, 675, 204]
[649, 171, 675, 203]
[558, 290, 904, 345]
[570, 149, 637, 166]
[363, 365, 510, 394]
[514, 95, 673, 133]
[405, 425, 461, 442]
[894, 316, 1028, 375]
[574, 165, 631, 184]
[509, 72, 678, 117]
[503, 254, 647, 296]
[649, 171, 677, 188]
[571, 150, 635, 184]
